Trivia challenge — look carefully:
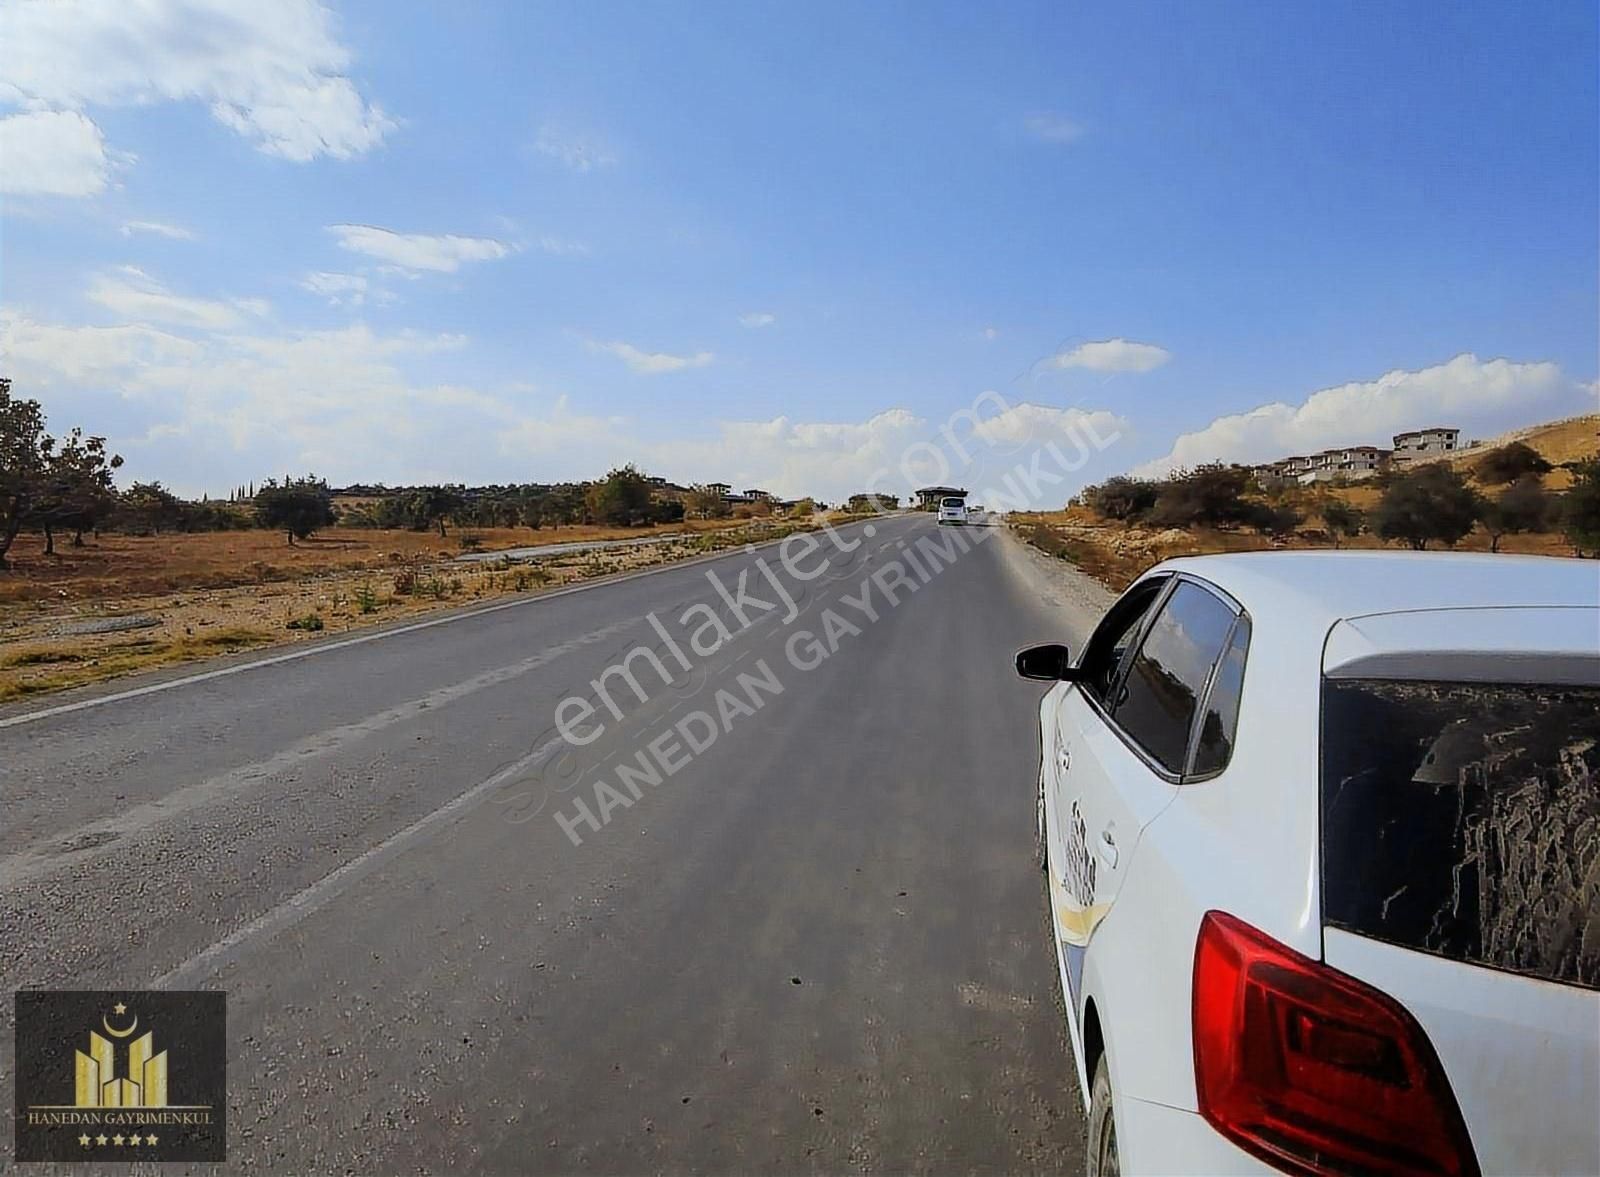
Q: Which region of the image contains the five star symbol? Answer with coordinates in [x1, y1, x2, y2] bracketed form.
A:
[82, 1132, 157, 1147]
[112, 1001, 127, 1015]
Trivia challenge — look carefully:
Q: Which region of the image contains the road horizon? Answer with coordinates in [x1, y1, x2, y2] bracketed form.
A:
[1, 514, 1107, 1172]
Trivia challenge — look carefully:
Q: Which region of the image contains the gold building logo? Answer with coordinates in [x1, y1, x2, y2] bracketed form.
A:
[13, 990, 227, 1162]
[74, 1002, 169, 1108]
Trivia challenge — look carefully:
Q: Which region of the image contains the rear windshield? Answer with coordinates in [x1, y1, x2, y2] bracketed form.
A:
[1321, 678, 1600, 990]
[941, 498, 964, 508]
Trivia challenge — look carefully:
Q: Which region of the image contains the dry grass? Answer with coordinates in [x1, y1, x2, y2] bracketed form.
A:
[0, 514, 834, 702]
[0, 626, 277, 702]
[1451, 414, 1599, 481]
[1016, 415, 1597, 591]
[1016, 506, 1581, 592]
[0, 518, 762, 606]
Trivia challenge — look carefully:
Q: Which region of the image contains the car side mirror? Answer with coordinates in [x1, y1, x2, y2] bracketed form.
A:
[1015, 643, 1079, 682]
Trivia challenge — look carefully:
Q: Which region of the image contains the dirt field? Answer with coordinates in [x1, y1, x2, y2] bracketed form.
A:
[0, 518, 757, 606]
[0, 516, 840, 702]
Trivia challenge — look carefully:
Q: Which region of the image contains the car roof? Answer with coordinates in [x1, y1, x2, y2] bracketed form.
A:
[1150, 551, 1600, 627]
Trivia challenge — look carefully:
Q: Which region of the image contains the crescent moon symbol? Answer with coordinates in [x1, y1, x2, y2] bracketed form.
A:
[103, 1014, 138, 1038]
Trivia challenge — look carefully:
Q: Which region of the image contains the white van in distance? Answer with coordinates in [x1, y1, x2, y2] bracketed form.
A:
[937, 496, 967, 525]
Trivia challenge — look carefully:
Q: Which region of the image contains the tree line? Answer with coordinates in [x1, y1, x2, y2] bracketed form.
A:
[1, 381, 805, 565]
[1080, 440, 1600, 555]
[1, 378, 125, 568]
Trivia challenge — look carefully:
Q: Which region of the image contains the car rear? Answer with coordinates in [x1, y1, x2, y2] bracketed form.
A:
[1258, 605, 1599, 1176]
[937, 496, 966, 524]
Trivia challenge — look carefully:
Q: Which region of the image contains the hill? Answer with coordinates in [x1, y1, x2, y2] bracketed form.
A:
[1015, 411, 1598, 589]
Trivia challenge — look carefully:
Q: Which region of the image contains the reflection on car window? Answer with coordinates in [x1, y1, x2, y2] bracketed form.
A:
[1190, 617, 1250, 775]
[1111, 582, 1236, 773]
[1081, 583, 1163, 704]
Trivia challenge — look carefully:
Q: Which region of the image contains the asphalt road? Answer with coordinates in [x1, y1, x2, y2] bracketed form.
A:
[1, 513, 1109, 1174]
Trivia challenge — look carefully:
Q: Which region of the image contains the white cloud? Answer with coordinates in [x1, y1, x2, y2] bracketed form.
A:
[7, 269, 1130, 505]
[1134, 353, 1577, 477]
[1024, 112, 1084, 144]
[87, 267, 265, 330]
[968, 402, 1126, 449]
[642, 399, 1130, 505]
[3, 301, 566, 489]
[738, 312, 777, 328]
[589, 339, 714, 374]
[1, 311, 201, 383]
[981, 326, 999, 341]
[646, 409, 923, 501]
[120, 219, 195, 240]
[328, 224, 513, 273]
[535, 235, 589, 256]
[301, 271, 368, 306]
[1052, 338, 1172, 373]
[0, 0, 395, 162]
[0, 110, 111, 196]
[533, 123, 616, 171]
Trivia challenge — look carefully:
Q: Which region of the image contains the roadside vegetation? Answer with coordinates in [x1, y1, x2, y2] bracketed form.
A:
[1016, 414, 1600, 589]
[0, 379, 867, 702]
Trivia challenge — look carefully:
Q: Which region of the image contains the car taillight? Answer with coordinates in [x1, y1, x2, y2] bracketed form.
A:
[1192, 910, 1479, 1177]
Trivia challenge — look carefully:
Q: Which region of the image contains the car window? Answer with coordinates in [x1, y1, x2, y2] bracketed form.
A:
[1109, 581, 1238, 774]
[1321, 677, 1600, 990]
[1189, 616, 1251, 775]
[1078, 580, 1166, 704]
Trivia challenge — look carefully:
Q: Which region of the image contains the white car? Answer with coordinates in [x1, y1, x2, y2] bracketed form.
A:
[1015, 552, 1599, 1176]
[937, 496, 967, 525]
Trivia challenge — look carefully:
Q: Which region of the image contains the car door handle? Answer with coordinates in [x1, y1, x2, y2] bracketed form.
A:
[1097, 828, 1118, 867]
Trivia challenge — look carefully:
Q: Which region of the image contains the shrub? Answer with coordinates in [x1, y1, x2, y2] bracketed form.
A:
[354, 581, 380, 614]
[1480, 476, 1554, 551]
[1087, 476, 1160, 521]
[1320, 499, 1365, 547]
[1148, 464, 1254, 530]
[254, 476, 335, 544]
[1374, 465, 1482, 550]
[1475, 441, 1552, 485]
[458, 531, 484, 552]
[286, 613, 324, 631]
[1245, 500, 1303, 538]
[1561, 457, 1600, 557]
[587, 465, 655, 527]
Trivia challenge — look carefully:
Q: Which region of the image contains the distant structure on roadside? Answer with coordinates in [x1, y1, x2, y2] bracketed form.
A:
[1253, 426, 1463, 487]
[1390, 426, 1462, 465]
[913, 486, 966, 510]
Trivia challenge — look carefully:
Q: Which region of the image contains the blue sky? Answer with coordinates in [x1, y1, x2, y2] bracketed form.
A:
[2, 0, 1595, 502]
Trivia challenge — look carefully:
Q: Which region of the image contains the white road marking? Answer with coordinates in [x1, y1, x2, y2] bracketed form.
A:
[0, 620, 634, 886]
[152, 731, 570, 990]
[0, 520, 886, 731]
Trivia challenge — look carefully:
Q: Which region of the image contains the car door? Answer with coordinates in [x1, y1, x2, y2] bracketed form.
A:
[1045, 575, 1168, 955]
[1049, 577, 1242, 963]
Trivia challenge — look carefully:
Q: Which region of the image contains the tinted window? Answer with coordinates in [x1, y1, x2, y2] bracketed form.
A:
[1190, 616, 1250, 775]
[1322, 678, 1600, 990]
[1110, 582, 1237, 774]
[1079, 581, 1164, 704]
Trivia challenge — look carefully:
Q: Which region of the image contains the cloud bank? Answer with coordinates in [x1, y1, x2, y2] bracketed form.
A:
[1134, 354, 1578, 477]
